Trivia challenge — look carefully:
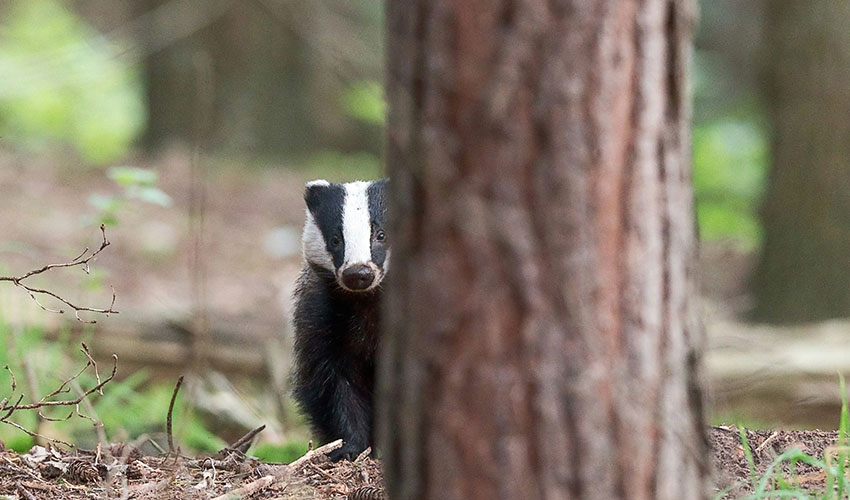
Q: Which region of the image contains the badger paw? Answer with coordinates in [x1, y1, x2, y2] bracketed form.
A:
[327, 442, 366, 462]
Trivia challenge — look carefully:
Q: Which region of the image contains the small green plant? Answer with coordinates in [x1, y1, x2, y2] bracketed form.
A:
[87, 166, 172, 226]
[340, 80, 385, 126]
[0, 315, 227, 454]
[724, 376, 850, 500]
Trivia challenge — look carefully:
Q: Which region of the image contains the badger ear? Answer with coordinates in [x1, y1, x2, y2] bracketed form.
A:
[304, 179, 331, 212]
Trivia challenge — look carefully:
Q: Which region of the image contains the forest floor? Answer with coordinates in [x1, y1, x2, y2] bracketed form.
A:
[0, 426, 842, 499]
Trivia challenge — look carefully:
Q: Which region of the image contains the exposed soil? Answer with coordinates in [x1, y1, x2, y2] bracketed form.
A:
[0, 426, 842, 499]
[711, 426, 845, 498]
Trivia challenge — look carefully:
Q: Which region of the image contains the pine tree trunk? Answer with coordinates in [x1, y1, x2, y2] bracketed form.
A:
[379, 1, 708, 499]
[750, 1, 850, 323]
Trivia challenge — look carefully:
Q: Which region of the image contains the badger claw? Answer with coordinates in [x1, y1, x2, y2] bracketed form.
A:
[327, 443, 366, 462]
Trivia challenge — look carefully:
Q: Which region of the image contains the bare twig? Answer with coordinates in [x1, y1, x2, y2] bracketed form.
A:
[210, 475, 276, 500]
[166, 375, 185, 453]
[147, 437, 167, 455]
[287, 439, 343, 470]
[308, 461, 339, 482]
[0, 225, 119, 323]
[354, 447, 372, 464]
[0, 344, 118, 446]
[754, 431, 780, 454]
[3, 365, 16, 394]
[16, 482, 37, 500]
[71, 378, 108, 447]
[227, 424, 265, 453]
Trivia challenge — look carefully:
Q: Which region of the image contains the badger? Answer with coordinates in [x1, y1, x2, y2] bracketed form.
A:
[291, 178, 388, 461]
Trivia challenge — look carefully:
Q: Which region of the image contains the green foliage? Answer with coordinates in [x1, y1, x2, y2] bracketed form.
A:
[340, 80, 386, 125]
[252, 440, 311, 464]
[0, 0, 145, 164]
[693, 118, 768, 249]
[87, 166, 172, 226]
[301, 150, 383, 182]
[0, 315, 224, 454]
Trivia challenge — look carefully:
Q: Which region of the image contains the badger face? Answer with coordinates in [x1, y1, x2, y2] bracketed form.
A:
[302, 179, 389, 293]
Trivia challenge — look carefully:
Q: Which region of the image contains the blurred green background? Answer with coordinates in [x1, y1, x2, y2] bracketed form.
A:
[0, 0, 848, 455]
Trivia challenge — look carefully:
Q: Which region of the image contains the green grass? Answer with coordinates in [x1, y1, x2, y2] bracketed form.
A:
[252, 440, 312, 464]
[722, 376, 850, 500]
[0, 315, 265, 455]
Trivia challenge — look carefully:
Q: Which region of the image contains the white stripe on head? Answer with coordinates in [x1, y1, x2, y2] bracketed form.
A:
[342, 181, 373, 267]
[305, 179, 330, 188]
[302, 211, 334, 271]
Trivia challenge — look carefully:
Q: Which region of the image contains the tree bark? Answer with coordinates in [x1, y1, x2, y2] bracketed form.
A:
[380, 1, 708, 500]
[750, 1, 850, 323]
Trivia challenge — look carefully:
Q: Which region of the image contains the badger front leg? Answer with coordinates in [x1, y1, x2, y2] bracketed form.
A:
[293, 365, 372, 461]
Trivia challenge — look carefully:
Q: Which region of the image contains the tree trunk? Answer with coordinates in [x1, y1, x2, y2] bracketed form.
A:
[380, 1, 707, 500]
[750, 1, 850, 323]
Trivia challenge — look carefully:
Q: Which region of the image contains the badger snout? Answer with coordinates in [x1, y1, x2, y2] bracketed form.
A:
[341, 264, 376, 291]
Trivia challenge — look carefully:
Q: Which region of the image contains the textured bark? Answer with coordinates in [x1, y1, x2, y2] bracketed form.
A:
[380, 1, 708, 500]
[750, 1, 850, 323]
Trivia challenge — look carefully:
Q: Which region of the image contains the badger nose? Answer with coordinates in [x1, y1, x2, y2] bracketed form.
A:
[341, 265, 375, 290]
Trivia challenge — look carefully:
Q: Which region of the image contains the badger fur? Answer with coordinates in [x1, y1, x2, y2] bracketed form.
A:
[291, 178, 388, 461]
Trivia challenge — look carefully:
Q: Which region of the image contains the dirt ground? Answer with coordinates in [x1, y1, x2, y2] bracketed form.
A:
[711, 426, 846, 498]
[0, 439, 385, 500]
[0, 427, 841, 499]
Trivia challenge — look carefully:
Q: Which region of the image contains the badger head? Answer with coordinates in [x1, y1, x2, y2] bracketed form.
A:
[301, 179, 389, 293]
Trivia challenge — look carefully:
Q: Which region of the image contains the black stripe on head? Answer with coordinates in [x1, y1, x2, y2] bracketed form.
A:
[305, 182, 346, 270]
[367, 178, 389, 268]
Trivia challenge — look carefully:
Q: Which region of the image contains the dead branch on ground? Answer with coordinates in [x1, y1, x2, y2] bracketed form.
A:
[0, 224, 119, 323]
[0, 343, 118, 446]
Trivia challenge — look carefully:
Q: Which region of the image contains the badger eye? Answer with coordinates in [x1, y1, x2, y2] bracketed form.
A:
[330, 235, 342, 248]
[375, 230, 386, 242]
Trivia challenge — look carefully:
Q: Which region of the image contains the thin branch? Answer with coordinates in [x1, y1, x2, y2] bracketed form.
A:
[0, 225, 119, 323]
[166, 375, 185, 454]
[4, 225, 110, 281]
[226, 425, 265, 453]
[0, 345, 118, 446]
[72, 379, 108, 448]
[210, 475, 275, 500]
[287, 439, 343, 470]
[4, 365, 16, 394]
[16, 482, 37, 500]
[2, 417, 72, 448]
[80, 343, 104, 395]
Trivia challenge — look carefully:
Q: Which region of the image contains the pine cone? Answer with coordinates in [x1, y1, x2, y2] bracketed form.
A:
[348, 485, 386, 500]
[66, 459, 102, 483]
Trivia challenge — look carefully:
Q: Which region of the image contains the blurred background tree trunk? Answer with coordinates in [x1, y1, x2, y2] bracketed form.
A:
[380, 1, 708, 499]
[750, 1, 850, 323]
[138, 0, 314, 153]
[136, 0, 383, 156]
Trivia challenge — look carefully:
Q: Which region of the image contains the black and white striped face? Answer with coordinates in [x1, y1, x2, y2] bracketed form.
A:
[302, 179, 389, 292]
